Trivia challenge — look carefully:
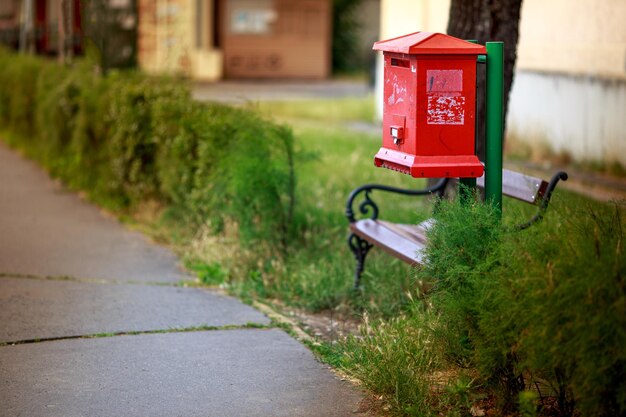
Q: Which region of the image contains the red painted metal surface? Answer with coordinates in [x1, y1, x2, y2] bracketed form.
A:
[373, 32, 486, 178]
[373, 31, 486, 55]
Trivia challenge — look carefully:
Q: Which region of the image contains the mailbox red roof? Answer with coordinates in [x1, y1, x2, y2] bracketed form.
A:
[373, 32, 487, 55]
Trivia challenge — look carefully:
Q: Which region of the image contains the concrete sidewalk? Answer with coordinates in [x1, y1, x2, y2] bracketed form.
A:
[0, 142, 372, 416]
[193, 80, 372, 104]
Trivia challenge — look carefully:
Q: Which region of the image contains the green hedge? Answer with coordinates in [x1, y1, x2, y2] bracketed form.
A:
[0, 49, 295, 250]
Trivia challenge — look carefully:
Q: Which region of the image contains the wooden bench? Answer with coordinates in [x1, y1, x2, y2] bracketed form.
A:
[345, 169, 568, 288]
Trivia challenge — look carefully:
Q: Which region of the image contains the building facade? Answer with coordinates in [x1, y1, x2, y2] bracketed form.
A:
[507, 0, 626, 167]
[137, 0, 332, 81]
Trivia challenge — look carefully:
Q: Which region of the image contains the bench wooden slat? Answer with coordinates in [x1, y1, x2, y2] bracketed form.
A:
[351, 219, 426, 265]
[477, 169, 547, 204]
[379, 219, 434, 245]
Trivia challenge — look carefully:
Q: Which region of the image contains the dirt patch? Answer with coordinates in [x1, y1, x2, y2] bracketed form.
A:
[254, 300, 364, 343]
[279, 304, 364, 343]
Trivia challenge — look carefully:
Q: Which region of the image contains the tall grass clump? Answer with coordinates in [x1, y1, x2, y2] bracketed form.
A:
[340, 302, 440, 416]
[330, 197, 502, 416]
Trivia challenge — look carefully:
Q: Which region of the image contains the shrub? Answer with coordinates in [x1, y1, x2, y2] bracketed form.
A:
[66, 64, 114, 194]
[153, 96, 295, 249]
[498, 202, 626, 416]
[418, 196, 503, 368]
[0, 50, 42, 136]
[35, 62, 82, 165]
[417, 195, 626, 416]
[0, 50, 295, 250]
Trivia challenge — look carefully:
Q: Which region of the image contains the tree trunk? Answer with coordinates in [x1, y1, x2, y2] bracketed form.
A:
[58, 0, 66, 63]
[447, 0, 523, 160]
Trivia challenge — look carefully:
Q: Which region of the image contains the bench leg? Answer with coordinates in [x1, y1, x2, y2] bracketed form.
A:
[348, 233, 373, 290]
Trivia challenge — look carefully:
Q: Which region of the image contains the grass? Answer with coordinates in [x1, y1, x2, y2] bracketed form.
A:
[339, 303, 441, 416]
[323, 190, 623, 416]
[254, 96, 377, 123]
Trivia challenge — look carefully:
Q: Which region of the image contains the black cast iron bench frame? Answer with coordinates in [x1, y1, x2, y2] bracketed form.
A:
[345, 169, 568, 289]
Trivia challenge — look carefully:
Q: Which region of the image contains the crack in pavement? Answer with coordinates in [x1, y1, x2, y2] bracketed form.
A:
[1, 274, 272, 344]
[0, 272, 197, 287]
[0, 323, 275, 346]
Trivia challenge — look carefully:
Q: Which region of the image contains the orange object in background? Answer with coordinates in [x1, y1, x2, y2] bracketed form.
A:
[373, 32, 486, 178]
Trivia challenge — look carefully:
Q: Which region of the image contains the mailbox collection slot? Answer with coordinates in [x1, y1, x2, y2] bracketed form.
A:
[390, 58, 410, 68]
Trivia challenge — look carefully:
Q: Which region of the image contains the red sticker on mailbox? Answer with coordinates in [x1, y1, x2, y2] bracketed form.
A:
[427, 70, 463, 92]
[426, 70, 465, 125]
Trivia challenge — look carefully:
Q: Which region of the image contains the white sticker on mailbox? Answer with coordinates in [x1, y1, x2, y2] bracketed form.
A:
[427, 96, 465, 125]
[426, 69, 465, 125]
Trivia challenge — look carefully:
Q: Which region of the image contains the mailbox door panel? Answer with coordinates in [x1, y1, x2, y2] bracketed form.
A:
[415, 56, 477, 156]
[381, 54, 417, 155]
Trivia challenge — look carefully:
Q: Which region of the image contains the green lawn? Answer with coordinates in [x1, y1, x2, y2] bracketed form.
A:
[255, 96, 377, 123]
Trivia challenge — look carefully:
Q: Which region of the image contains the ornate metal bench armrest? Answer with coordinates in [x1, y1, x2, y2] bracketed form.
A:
[516, 171, 568, 230]
[345, 178, 449, 223]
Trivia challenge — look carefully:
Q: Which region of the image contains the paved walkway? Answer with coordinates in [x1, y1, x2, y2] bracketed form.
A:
[193, 80, 372, 104]
[0, 142, 371, 416]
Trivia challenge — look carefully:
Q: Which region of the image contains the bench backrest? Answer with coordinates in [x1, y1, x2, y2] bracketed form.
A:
[476, 169, 547, 205]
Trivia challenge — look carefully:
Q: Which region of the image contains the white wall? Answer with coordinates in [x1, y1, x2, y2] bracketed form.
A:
[516, 0, 626, 80]
[508, 0, 626, 166]
[507, 71, 626, 166]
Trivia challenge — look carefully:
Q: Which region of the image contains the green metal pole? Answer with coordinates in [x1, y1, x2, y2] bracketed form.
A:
[485, 42, 504, 215]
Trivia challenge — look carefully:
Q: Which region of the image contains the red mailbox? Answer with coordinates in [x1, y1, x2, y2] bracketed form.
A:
[373, 32, 486, 178]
